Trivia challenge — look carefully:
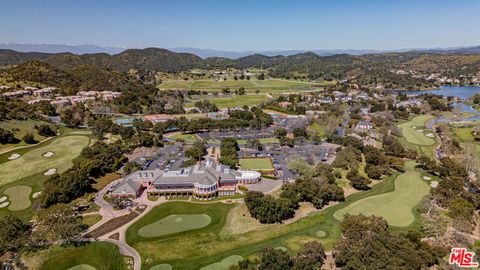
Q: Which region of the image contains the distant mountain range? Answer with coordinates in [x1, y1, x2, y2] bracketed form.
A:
[1, 43, 479, 59]
[0, 43, 125, 55]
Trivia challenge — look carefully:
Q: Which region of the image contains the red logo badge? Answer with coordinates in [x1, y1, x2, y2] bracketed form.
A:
[449, 248, 478, 268]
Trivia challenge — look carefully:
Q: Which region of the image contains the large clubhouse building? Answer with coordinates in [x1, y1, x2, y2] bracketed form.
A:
[110, 159, 261, 200]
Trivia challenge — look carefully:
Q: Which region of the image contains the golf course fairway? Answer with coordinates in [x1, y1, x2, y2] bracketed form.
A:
[333, 161, 430, 226]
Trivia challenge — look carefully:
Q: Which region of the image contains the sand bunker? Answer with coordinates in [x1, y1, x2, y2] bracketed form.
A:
[44, 168, 57, 176]
[8, 153, 20, 160]
[430, 181, 439, 188]
[0, 196, 7, 203]
[32, 191, 42, 199]
[425, 133, 434, 138]
[423, 176, 432, 180]
[42, 151, 55, 157]
[0, 202, 9, 208]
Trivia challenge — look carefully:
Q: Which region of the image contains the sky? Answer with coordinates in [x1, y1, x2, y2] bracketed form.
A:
[1, 0, 479, 51]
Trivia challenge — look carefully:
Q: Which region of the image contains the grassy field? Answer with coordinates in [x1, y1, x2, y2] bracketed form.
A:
[0, 135, 90, 186]
[158, 79, 322, 94]
[125, 159, 431, 269]
[0, 120, 51, 153]
[397, 115, 436, 158]
[138, 214, 211, 238]
[39, 242, 126, 270]
[186, 94, 270, 109]
[239, 158, 273, 170]
[453, 127, 475, 141]
[82, 214, 103, 228]
[333, 161, 430, 226]
[170, 133, 199, 142]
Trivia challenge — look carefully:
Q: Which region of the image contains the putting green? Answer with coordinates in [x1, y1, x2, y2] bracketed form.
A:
[66, 264, 96, 270]
[0, 135, 89, 186]
[200, 255, 243, 270]
[333, 161, 430, 227]
[398, 115, 435, 146]
[4, 186, 32, 211]
[315, 230, 327, 238]
[149, 264, 172, 270]
[138, 214, 212, 238]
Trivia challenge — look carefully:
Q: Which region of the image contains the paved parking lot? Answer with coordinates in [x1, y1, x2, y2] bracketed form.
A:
[132, 144, 187, 171]
[246, 178, 283, 193]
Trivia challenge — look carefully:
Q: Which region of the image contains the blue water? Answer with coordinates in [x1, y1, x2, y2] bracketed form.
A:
[387, 86, 480, 100]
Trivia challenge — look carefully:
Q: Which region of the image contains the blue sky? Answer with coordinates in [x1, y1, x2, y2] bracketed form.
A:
[1, 0, 479, 51]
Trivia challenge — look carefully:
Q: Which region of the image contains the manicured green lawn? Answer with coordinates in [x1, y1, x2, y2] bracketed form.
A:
[0, 135, 90, 186]
[239, 158, 273, 170]
[67, 264, 96, 270]
[126, 202, 235, 269]
[125, 162, 430, 269]
[171, 133, 199, 142]
[398, 115, 435, 146]
[3, 185, 32, 211]
[82, 214, 103, 228]
[333, 161, 430, 226]
[39, 242, 126, 270]
[138, 214, 212, 238]
[0, 130, 91, 220]
[200, 255, 243, 270]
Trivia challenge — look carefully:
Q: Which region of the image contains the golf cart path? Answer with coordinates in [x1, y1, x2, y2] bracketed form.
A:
[103, 239, 141, 270]
[91, 189, 167, 270]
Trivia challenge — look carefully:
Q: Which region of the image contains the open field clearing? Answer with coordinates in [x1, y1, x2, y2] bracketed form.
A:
[0, 135, 89, 186]
[138, 214, 212, 238]
[333, 161, 430, 226]
[39, 242, 126, 270]
[239, 158, 273, 170]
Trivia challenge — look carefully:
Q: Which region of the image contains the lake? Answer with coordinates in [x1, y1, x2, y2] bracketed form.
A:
[387, 86, 480, 100]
